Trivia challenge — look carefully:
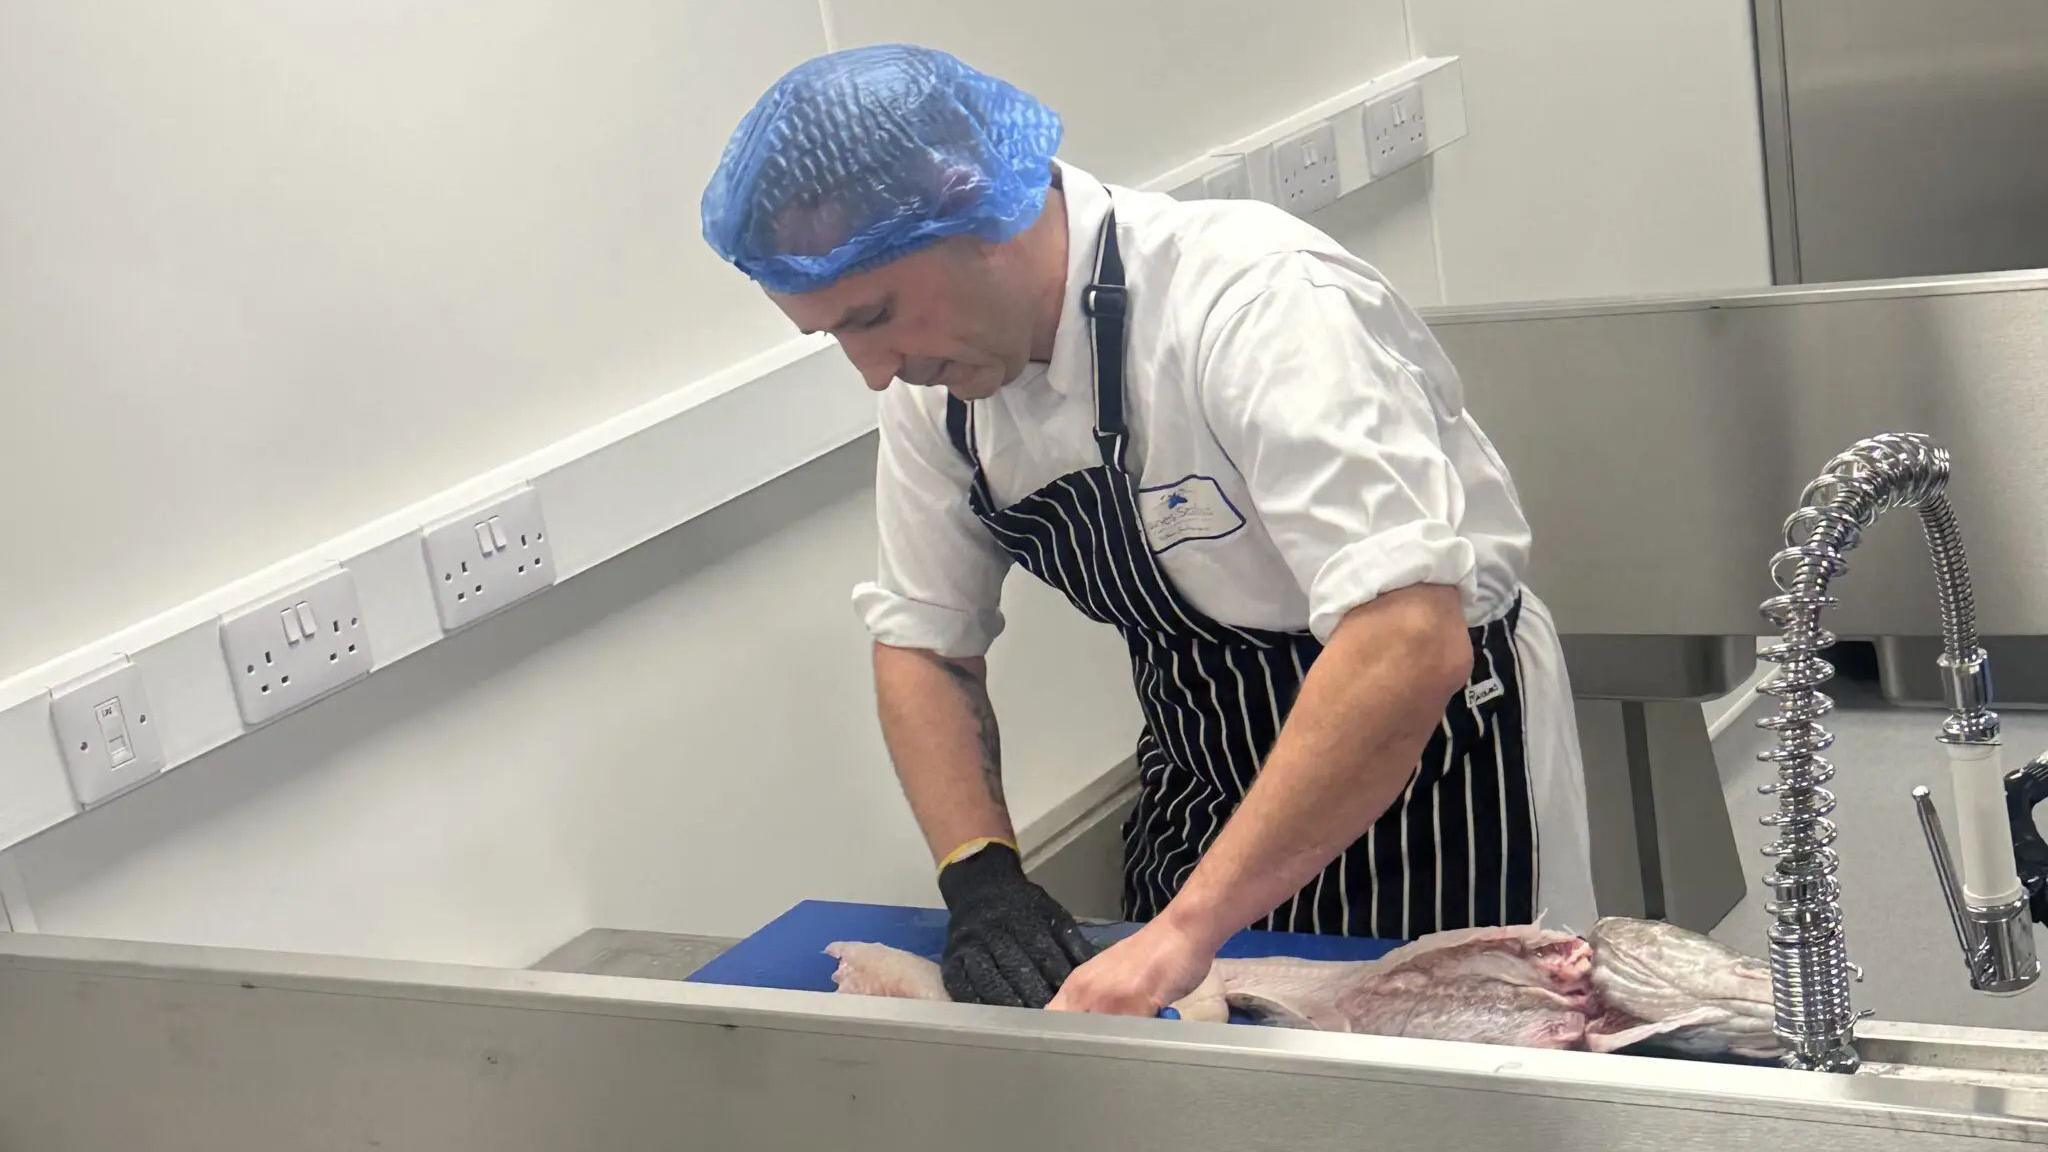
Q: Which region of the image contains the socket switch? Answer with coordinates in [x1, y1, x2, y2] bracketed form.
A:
[49, 660, 165, 807]
[1365, 82, 1428, 178]
[220, 568, 373, 726]
[421, 485, 556, 632]
[1270, 121, 1342, 215]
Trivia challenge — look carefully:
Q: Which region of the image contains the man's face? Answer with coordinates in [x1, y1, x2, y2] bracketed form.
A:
[768, 238, 1034, 401]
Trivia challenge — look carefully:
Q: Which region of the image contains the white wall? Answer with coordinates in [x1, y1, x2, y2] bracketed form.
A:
[1308, 160, 1449, 306]
[0, 0, 818, 677]
[1, 1, 1774, 963]
[1407, 0, 1773, 304]
[1266, 0, 1777, 312]
[828, 0, 1414, 186]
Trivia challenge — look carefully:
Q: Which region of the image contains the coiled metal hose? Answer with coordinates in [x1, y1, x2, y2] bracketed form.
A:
[1757, 433, 1985, 1072]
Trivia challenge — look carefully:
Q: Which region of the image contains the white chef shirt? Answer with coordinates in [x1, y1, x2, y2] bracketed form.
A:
[853, 162, 1535, 657]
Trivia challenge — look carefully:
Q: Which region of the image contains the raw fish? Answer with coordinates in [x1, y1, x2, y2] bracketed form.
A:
[824, 917, 1779, 1063]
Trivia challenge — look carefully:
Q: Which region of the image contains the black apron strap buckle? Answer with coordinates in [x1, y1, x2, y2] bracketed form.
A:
[1082, 283, 1127, 319]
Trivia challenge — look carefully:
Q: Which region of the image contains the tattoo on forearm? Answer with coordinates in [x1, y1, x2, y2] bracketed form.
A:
[941, 661, 1004, 806]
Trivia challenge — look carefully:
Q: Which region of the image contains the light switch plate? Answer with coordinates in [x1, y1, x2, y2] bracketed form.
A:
[421, 485, 556, 632]
[219, 568, 373, 726]
[1364, 82, 1428, 178]
[49, 659, 165, 807]
[1201, 155, 1253, 201]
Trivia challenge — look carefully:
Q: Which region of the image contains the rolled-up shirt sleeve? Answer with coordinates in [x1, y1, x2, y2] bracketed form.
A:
[1198, 260, 1477, 643]
[852, 384, 1012, 657]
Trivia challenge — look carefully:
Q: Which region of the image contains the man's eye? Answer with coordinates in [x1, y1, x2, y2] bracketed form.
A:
[862, 309, 891, 330]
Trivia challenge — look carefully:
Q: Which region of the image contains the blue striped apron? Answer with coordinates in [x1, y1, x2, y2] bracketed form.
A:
[944, 207, 1538, 939]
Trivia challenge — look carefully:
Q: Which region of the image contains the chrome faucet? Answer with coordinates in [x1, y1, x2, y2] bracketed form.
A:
[1755, 433, 2042, 1073]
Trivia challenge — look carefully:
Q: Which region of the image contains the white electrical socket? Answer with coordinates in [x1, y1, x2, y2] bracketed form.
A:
[1364, 82, 1428, 178]
[1270, 121, 1341, 215]
[1201, 155, 1253, 201]
[49, 659, 165, 807]
[421, 485, 556, 632]
[219, 568, 373, 726]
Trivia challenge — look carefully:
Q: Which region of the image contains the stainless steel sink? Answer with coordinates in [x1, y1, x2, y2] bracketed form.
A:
[1560, 634, 1758, 702]
[1859, 1021, 2048, 1094]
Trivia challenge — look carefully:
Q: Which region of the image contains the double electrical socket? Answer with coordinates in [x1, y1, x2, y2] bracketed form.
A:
[220, 568, 373, 726]
[421, 485, 556, 632]
[207, 487, 554, 727]
[1270, 122, 1342, 215]
[1365, 83, 1428, 178]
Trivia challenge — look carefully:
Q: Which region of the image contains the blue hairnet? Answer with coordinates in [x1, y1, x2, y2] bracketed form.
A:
[701, 44, 1063, 294]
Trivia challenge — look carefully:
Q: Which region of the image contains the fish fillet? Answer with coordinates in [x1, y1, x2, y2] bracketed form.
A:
[824, 941, 949, 1001]
[1213, 925, 1594, 1050]
[826, 941, 1229, 1022]
[825, 917, 1778, 1062]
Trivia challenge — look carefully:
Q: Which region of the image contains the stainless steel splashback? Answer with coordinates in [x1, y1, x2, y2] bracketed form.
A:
[1754, 0, 2048, 283]
[1421, 272, 2048, 644]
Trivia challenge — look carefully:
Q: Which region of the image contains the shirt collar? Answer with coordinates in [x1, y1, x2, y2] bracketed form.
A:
[1042, 161, 1113, 399]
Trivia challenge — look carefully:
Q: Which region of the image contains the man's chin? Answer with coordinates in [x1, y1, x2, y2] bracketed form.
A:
[943, 374, 1006, 401]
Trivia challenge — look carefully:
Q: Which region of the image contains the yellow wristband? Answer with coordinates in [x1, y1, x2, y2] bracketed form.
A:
[938, 836, 1018, 871]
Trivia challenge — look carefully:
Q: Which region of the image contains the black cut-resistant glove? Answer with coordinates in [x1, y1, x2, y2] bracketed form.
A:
[937, 842, 1099, 1008]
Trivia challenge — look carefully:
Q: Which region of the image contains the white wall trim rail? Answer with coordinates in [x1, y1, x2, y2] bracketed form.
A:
[0, 57, 1463, 856]
[1149, 55, 1466, 202]
[0, 336, 868, 851]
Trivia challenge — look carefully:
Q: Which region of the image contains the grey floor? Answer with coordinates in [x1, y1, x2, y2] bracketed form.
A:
[1708, 664, 2048, 1031]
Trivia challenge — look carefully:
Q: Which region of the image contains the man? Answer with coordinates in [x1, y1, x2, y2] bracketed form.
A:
[702, 44, 1594, 1017]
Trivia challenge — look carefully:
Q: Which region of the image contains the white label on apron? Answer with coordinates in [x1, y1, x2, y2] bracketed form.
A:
[1466, 676, 1505, 708]
[1139, 475, 1246, 553]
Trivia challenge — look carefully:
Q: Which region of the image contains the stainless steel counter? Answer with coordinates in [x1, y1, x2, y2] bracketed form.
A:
[4, 930, 2047, 1149]
[530, 927, 735, 981]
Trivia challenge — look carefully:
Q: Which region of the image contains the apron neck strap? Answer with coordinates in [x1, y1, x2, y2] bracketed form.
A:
[944, 393, 994, 508]
[1083, 207, 1130, 471]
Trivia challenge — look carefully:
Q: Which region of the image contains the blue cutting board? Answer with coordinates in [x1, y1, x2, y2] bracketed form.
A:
[687, 899, 1400, 1008]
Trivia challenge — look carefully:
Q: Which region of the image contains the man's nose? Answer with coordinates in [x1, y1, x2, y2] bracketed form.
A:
[836, 336, 900, 392]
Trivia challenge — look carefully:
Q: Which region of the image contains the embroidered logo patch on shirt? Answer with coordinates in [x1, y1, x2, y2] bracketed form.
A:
[1139, 475, 1247, 553]
[1465, 676, 1505, 709]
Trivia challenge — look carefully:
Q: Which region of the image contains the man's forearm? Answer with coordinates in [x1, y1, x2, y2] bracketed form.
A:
[873, 641, 1014, 862]
[1157, 585, 1474, 951]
